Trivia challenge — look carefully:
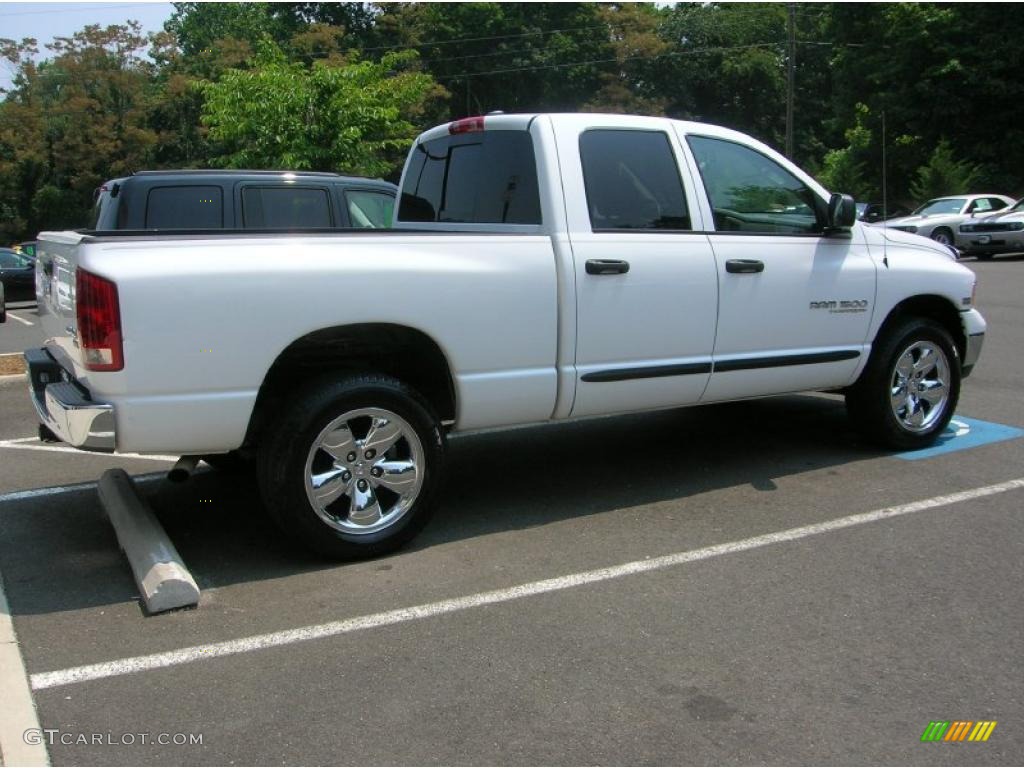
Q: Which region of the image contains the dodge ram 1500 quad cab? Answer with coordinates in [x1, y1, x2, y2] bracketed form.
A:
[27, 113, 984, 557]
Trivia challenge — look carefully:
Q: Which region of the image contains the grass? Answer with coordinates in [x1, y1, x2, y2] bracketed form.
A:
[0, 353, 26, 376]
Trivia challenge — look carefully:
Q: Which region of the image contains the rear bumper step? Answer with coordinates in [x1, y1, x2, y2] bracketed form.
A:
[25, 347, 116, 452]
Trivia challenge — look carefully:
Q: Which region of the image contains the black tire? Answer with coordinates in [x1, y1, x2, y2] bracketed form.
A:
[930, 227, 954, 246]
[257, 373, 445, 559]
[846, 317, 961, 450]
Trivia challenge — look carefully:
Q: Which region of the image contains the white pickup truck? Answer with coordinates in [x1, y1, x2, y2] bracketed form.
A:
[27, 113, 985, 557]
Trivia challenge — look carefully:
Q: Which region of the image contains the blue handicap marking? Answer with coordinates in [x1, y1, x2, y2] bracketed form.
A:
[896, 416, 1024, 460]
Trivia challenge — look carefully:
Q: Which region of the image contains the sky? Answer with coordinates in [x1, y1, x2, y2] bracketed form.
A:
[0, 1, 175, 91]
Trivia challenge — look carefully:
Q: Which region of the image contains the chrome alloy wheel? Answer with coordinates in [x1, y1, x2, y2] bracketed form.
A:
[303, 407, 425, 534]
[889, 341, 951, 433]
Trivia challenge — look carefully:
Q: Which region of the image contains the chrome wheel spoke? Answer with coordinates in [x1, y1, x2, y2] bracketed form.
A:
[362, 416, 403, 456]
[311, 468, 349, 507]
[348, 484, 383, 526]
[919, 379, 947, 406]
[320, 425, 356, 461]
[907, 402, 925, 427]
[890, 387, 905, 412]
[912, 347, 936, 376]
[895, 355, 915, 380]
[372, 460, 419, 493]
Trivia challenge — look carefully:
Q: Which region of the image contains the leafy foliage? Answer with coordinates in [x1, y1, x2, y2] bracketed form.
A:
[910, 140, 983, 202]
[199, 46, 442, 176]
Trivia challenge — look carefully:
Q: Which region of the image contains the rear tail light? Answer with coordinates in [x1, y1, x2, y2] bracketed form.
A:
[448, 116, 485, 134]
[76, 268, 123, 371]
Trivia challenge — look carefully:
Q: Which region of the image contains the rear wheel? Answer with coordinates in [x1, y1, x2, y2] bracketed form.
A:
[257, 373, 445, 558]
[846, 318, 961, 450]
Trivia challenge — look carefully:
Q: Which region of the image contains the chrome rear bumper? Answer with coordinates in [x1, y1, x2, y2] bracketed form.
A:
[25, 347, 116, 452]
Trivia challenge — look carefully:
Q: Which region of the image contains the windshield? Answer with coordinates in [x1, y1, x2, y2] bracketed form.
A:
[913, 198, 966, 216]
[1010, 198, 1024, 213]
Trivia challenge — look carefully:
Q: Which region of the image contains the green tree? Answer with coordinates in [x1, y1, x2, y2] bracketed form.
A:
[658, 3, 788, 148]
[909, 140, 982, 202]
[816, 103, 872, 199]
[0, 24, 157, 237]
[199, 44, 443, 176]
[369, 2, 611, 117]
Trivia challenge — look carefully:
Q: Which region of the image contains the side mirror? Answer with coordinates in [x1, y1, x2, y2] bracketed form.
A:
[827, 193, 857, 231]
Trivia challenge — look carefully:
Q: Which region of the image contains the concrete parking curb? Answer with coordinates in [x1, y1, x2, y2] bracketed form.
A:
[98, 469, 200, 615]
[0, 571, 49, 766]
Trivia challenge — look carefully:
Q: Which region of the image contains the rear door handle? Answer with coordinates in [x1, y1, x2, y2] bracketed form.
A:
[586, 259, 630, 275]
[725, 259, 765, 274]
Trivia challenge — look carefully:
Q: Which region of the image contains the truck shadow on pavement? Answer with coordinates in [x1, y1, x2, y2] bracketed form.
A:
[2, 393, 882, 616]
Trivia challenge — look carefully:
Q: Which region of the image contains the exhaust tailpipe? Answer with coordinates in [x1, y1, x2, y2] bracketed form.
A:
[167, 455, 200, 483]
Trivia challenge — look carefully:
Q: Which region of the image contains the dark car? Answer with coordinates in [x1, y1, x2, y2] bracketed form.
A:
[0, 247, 36, 301]
[90, 170, 397, 231]
[856, 202, 910, 224]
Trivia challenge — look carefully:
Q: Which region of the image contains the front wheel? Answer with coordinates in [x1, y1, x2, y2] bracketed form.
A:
[846, 318, 961, 450]
[930, 227, 954, 246]
[257, 373, 445, 558]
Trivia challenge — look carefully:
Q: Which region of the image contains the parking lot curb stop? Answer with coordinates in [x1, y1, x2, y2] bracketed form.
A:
[98, 469, 200, 614]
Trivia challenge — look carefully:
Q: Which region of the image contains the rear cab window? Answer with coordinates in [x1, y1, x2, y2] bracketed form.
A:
[145, 186, 223, 229]
[398, 130, 541, 225]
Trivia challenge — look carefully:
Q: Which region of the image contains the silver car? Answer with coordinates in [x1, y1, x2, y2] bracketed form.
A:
[957, 197, 1024, 259]
[883, 194, 1014, 246]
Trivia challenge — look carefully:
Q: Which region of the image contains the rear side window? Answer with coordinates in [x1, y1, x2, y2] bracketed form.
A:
[579, 130, 691, 231]
[242, 187, 333, 228]
[345, 190, 394, 228]
[398, 131, 541, 224]
[145, 186, 223, 229]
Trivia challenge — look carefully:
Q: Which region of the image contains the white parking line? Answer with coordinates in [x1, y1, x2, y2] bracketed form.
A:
[0, 473, 166, 503]
[0, 440, 178, 463]
[5, 311, 33, 326]
[27, 476, 1024, 691]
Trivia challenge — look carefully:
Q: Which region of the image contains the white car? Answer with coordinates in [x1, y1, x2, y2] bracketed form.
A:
[27, 113, 986, 558]
[957, 197, 1024, 259]
[884, 194, 1014, 246]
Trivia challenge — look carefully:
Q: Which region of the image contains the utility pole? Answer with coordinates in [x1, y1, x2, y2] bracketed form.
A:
[785, 3, 795, 159]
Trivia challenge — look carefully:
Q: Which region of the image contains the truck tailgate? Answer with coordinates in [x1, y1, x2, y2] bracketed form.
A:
[35, 231, 87, 375]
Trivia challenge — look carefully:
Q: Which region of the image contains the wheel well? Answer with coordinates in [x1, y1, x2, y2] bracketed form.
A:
[875, 295, 966, 361]
[245, 324, 456, 446]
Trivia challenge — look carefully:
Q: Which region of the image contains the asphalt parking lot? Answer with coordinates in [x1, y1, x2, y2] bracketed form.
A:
[0, 300, 44, 357]
[0, 256, 1022, 766]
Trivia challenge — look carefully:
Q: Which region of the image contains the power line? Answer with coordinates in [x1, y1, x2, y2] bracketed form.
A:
[427, 39, 870, 81]
[433, 42, 783, 81]
[357, 20, 639, 55]
[0, 3, 158, 18]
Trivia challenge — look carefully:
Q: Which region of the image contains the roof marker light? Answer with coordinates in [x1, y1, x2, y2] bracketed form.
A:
[449, 116, 486, 135]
